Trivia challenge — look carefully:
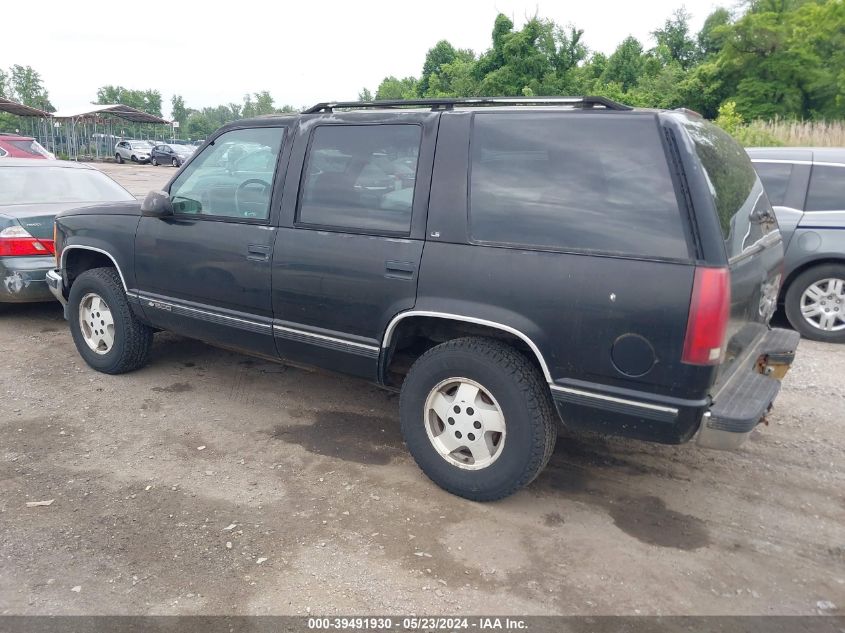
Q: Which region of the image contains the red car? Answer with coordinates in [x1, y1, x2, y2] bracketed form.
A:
[0, 134, 55, 159]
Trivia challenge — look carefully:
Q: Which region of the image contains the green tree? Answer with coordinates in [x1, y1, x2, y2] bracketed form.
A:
[170, 94, 187, 125]
[601, 36, 646, 92]
[698, 8, 732, 58]
[652, 8, 700, 69]
[6, 65, 53, 111]
[418, 40, 460, 95]
[375, 76, 418, 100]
[358, 87, 374, 101]
[95, 85, 161, 116]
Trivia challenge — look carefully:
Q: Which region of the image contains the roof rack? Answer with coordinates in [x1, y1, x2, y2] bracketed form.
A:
[303, 96, 632, 114]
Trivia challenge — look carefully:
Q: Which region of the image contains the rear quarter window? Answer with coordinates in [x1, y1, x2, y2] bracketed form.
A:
[468, 113, 689, 259]
[681, 119, 778, 259]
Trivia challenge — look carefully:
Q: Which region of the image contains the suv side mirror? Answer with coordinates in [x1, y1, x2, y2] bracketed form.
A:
[141, 190, 174, 218]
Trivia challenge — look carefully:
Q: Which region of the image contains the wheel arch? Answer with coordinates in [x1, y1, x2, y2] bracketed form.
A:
[380, 311, 552, 387]
[781, 256, 845, 301]
[62, 245, 128, 292]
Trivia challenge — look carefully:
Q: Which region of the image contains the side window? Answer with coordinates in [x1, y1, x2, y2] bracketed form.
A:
[297, 124, 421, 235]
[682, 118, 777, 260]
[469, 113, 689, 258]
[806, 165, 845, 212]
[753, 162, 793, 207]
[169, 127, 285, 221]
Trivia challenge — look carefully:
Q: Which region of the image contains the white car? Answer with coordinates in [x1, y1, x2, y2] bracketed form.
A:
[114, 140, 153, 164]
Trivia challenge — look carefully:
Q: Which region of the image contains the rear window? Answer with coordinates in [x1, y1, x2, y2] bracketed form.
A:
[0, 167, 135, 205]
[681, 119, 778, 259]
[468, 113, 689, 259]
[753, 162, 793, 207]
[806, 165, 845, 211]
[9, 139, 51, 158]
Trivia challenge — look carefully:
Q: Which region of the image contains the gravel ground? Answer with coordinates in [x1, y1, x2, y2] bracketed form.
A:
[0, 162, 843, 616]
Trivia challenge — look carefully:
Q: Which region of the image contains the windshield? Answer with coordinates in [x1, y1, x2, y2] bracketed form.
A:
[131, 142, 153, 150]
[0, 167, 135, 205]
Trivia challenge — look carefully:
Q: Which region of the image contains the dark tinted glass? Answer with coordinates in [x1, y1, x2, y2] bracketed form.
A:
[806, 165, 845, 211]
[298, 125, 421, 234]
[681, 118, 777, 259]
[753, 162, 792, 206]
[469, 113, 688, 258]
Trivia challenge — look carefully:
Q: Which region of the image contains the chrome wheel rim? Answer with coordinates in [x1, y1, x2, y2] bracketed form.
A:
[78, 292, 116, 354]
[800, 278, 845, 332]
[424, 377, 506, 470]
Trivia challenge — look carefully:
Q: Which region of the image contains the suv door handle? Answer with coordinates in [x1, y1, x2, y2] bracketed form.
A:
[385, 260, 416, 280]
[247, 244, 271, 262]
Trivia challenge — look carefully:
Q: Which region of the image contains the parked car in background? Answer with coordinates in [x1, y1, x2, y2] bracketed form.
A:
[1, 159, 135, 305]
[150, 143, 195, 167]
[0, 133, 55, 159]
[114, 140, 153, 164]
[749, 148, 845, 343]
[48, 98, 799, 501]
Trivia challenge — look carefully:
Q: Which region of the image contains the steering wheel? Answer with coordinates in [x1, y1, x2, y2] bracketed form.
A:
[235, 179, 271, 218]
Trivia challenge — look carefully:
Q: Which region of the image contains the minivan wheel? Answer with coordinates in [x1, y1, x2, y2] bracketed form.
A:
[400, 337, 557, 501]
[68, 267, 154, 374]
[115, 153, 124, 164]
[785, 264, 845, 343]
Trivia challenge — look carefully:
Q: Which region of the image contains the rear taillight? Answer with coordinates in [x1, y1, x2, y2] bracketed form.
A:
[682, 267, 731, 366]
[0, 225, 55, 256]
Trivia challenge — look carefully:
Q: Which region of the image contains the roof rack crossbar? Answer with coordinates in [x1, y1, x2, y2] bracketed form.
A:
[303, 96, 632, 114]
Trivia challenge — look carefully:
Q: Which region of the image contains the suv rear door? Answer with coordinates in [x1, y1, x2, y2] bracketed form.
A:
[272, 111, 438, 379]
[676, 117, 783, 382]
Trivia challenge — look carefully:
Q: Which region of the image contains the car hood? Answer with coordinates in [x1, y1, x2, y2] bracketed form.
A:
[55, 200, 142, 218]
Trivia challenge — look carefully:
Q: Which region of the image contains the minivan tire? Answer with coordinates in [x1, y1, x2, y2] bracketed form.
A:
[784, 263, 845, 343]
[399, 337, 557, 501]
[68, 267, 154, 374]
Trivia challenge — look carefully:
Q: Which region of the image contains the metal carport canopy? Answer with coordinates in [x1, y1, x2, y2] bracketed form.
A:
[0, 97, 51, 117]
[52, 104, 169, 124]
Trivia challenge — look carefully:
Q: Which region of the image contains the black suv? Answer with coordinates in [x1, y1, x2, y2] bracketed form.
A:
[47, 97, 799, 501]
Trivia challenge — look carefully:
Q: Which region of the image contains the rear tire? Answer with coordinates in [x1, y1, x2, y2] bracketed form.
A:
[784, 263, 845, 343]
[68, 267, 153, 374]
[115, 153, 124, 164]
[399, 337, 557, 501]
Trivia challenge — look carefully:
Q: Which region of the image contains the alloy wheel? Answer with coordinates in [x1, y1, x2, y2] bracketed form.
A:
[423, 377, 506, 470]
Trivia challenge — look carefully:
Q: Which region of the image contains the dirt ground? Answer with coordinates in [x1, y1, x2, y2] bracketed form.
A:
[0, 162, 843, 616]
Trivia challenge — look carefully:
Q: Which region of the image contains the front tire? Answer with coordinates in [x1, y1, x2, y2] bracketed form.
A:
[400, 337, 557, 501]
[115, 153, 124, 164]
[171, 158, 179, 167]
[784, 263, 845, 343]
[68, 267, 153, 374]
[151, 157, 158, 166]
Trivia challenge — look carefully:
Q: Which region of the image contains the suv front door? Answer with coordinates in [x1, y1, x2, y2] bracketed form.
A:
[134, 125, 289, 357]
[272, 113, 438, 379]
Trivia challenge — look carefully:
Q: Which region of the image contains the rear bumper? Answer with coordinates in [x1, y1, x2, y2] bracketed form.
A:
[697, 327, 800, 450]
[0, 255, 55, 303]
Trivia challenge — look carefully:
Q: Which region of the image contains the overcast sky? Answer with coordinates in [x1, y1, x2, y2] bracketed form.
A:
[5, 0, 723, 118]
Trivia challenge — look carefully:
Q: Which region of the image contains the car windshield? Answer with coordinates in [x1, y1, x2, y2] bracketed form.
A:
[0, 166, 135, 205]
[131, 142, 153, 150]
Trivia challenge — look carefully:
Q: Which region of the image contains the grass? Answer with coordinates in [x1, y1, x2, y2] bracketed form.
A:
[739, 119, 845, 147]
